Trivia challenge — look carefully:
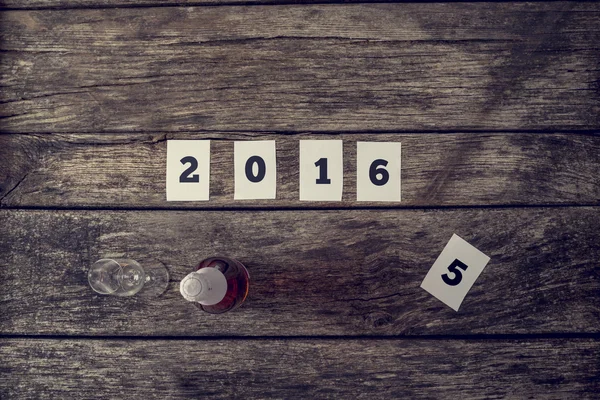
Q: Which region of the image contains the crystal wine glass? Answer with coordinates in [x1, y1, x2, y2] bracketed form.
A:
[88, 258, 169, 297]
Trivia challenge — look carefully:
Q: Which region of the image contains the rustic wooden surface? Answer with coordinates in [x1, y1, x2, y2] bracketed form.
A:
[1, 3, 599, 133]
[1, 338, 599, 399]
[1, 208, 598, 336]
[1, 133, 599, 208]
[5, 0, 573, 9]
[1, 1, 599, 398]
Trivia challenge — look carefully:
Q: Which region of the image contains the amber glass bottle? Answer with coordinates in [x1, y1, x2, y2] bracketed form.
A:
[180, 257, 249, 314]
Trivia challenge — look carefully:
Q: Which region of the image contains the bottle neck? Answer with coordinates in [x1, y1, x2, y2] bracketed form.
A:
[180, 268, 227, 305]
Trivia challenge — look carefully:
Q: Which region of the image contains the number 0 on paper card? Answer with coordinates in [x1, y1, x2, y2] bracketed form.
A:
[234, 140, 277, 200]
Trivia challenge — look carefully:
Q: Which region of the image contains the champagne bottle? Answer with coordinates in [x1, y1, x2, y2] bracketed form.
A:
[180, 257, 249, 314]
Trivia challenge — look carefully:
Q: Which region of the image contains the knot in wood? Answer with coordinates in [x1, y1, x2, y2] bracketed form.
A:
[363, 312, 393, 328]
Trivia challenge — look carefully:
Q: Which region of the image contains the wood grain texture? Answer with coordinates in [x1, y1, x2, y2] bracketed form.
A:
[3, 0, 583, 10]
[1, 338, 599, 399]
[1, 133, 599, 208]
[1, 3, 599, 133]
[1, 208, 598, 336]
[0, 0, 252, 8]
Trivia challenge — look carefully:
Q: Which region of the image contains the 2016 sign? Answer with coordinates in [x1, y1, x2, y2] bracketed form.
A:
[166, 140, 401, 202]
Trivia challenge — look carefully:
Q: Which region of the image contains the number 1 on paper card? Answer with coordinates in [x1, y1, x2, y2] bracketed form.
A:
[299, 140, 343, 201]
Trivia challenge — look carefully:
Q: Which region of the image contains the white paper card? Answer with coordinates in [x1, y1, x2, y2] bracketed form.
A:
[356, 142, 401, 202]
[299, 140, 343, 201]
[166, 140, 210, 201]
[234, 140, 277, 200]
[420, 234, 491, 311]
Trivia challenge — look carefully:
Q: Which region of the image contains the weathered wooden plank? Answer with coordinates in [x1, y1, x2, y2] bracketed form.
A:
[0, 0, 235, 8]
[1, 208, 598, 336]
[2, 0, 588, 9]
[0, 0, 319, 8]
[1, 3, 599, 133]
[1, 338, 598, 399]
[1, 133, 599, 208]
[5, 0, 408, 8]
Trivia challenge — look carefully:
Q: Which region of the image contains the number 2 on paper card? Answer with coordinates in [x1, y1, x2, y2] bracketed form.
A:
[179, 156, 200, 183]
[166, 140, 210, 201]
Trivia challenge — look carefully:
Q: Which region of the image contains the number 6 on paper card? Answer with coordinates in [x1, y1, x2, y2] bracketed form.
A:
[356, 142, 401, 202]
[420, 234, 491, 311]
[299, 140, 343, 201]
[166, 140, 211, 201]
[234, 140, 277, 200]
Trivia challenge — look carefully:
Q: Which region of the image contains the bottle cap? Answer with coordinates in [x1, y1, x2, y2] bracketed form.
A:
[180, 268, 227, 305]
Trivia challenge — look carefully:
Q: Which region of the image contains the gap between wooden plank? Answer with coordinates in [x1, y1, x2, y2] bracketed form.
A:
[1, 333, 600, 341]
[2, 129, 600, 135]
[2, 204, 600, 212]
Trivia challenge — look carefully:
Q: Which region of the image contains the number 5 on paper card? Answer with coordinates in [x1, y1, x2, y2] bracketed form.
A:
[420, 234, 491, 311]
[166, 140, 211, 201]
